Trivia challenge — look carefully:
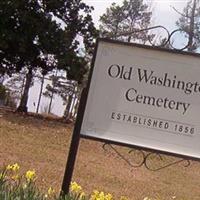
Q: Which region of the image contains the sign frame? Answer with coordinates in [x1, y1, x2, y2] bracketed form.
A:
[61, 38, 200, 195]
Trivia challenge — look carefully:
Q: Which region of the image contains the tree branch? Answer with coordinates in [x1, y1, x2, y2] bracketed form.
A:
[171, 6, 189, 18]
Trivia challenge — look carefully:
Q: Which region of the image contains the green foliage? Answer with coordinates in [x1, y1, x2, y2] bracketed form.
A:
[99, 0, 153, 43]
[0, 165, 83, 200]
[0, 0, 98, 112]
[0, 167, 43, 200]
[0, 0, 98, 81]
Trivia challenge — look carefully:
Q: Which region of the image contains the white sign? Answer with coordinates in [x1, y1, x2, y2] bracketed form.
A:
[81, 39, 200, 159]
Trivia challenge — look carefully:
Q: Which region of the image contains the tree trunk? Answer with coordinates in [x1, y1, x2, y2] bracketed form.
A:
[72, 91, 81, 119]
[17, 69, 33, 112]
[48, 90, 54, 114]
[70, 93, 76, 119]
[187, 0, 196, 52]
[48, 70, 58, 114]
[63, 94, 73, 120]
[20, 76, 26, 99]
[36, 74, 44, 113]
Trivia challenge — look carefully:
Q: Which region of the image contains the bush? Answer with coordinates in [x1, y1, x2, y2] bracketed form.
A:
[0, 84, 6, 101]
[0, 84, 17, 108]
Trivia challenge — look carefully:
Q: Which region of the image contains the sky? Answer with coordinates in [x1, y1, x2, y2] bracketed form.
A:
[28, 0, 189, 116]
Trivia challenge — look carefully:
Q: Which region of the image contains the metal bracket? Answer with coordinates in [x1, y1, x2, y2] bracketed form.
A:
[103, 143, 191, 171]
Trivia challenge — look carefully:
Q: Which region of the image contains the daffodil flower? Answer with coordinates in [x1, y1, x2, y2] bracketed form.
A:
[6, 163, 20, 171]
[12, 163, 20, 171]
[90, 190, 113, 200]
[120, 196, 128, 200]
[25, 170, 36, 182]
[70, 181, 82, 193]
[47, 187, 55, 196]
[6, 164, 13, 170]
[105, 193, 113, 200]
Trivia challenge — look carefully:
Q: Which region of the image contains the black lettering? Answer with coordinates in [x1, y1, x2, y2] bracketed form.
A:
[137, 68, 154, 83]
[117, 113, 121, 120]
[111, 112, 115, 119]
[108, 64, 120, 78]
[123, 67, 133, 80]
[125, 88, 137, 102]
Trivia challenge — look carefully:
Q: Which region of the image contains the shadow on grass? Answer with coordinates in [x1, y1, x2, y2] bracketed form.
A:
[0, 106, 73, 130]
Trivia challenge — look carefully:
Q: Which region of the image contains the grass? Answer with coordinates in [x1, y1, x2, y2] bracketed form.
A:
[0, 107, 200, 200]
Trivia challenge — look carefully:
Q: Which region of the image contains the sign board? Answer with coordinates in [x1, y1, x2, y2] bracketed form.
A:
[81, 39, 200, 159]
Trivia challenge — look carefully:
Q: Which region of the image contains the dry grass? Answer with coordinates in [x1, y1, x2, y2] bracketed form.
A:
[0, 107, 200, 200]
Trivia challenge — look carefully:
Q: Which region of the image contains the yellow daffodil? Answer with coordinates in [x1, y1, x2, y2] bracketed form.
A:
[25, 170, 36, 182]
[47, 187, 55, 196]
[12, 163, 20, 171]
[105, 193, 113, 200]
[6, 163, 20, 171]
[70, 181, 82, 193]
[90, 190, 111, 200]
[90, 190, 100, 200]
[6, 164, 13, 170]
[99, 191, 105, 199]
[93, 190, 99, 195]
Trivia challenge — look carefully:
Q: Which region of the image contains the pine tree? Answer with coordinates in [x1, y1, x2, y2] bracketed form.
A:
[99, 0, 153, 43]
[176, 0, 200, 52]
[43, 73, 78, 119]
